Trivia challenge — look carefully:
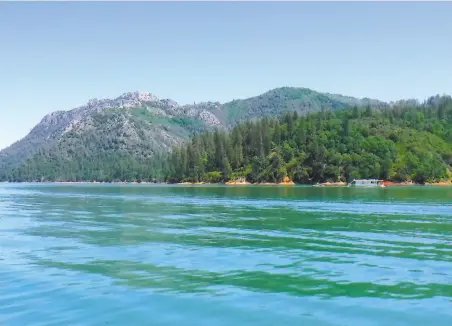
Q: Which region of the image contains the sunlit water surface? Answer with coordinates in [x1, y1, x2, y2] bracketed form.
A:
[1, 184, 451, 325]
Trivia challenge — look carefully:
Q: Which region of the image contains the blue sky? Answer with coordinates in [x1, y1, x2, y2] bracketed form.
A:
[1, 1, 451, 149]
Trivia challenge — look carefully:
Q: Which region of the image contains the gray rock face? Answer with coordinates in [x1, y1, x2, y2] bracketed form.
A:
[0, 91, 223, 168]
[85, 91, 158, 110]
[199, 110, 220, 125]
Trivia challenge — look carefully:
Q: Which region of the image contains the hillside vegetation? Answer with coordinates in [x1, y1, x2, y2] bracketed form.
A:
[1, 108, 170, 182]
[167, 97, 452, 184]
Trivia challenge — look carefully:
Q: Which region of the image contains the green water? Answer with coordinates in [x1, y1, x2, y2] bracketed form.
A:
[1, 184, 451, 325]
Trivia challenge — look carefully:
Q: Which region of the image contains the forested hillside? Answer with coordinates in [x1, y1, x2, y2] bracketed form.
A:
[1, 108, 170, 182]
[221, 87, 388, 126]
[167, 97, 452, 184]
[0, 87, 388, 182]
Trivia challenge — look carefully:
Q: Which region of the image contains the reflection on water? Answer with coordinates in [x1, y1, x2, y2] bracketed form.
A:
[0, 184, 451, 325]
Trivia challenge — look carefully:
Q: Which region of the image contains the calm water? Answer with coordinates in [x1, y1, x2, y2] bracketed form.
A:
[1, 184, 451, 326]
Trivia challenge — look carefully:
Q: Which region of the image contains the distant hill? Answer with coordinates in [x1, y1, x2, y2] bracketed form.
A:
[222, 87, 389, 126]
[0, 87, 394, 181]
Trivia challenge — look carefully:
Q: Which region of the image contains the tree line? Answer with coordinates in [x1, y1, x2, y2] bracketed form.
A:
[2, 96, 452, 184]
[166, 98, 452, 184]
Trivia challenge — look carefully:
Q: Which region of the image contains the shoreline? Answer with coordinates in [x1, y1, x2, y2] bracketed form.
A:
[313, 181, 348, 187]
[3, 180, 452, 186]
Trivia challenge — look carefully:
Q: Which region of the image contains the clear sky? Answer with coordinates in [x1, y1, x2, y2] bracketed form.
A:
[1, 1, 451, 150]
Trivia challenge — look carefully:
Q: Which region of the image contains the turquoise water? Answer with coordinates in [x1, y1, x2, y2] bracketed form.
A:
[1, 184, 451, 325]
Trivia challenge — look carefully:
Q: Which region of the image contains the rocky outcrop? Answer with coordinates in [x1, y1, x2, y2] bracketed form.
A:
[85, 91, 158, 110]
[226, 177, 250, 185]
[198, 110, 220, 126]
[280, 176, 295, 185]
[0, 91, 224, 169]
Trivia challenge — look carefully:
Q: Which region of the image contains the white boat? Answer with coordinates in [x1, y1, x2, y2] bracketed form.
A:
[348, 179, 385, 188]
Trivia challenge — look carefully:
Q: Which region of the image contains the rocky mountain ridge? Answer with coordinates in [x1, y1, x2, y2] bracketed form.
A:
[0, 91, 224, 167]
[38, 91, 221, 135]
[0, 87, 392, 178]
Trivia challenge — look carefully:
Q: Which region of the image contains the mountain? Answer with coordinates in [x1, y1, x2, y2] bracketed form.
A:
[0, 87, 391, 181]
[0, 91, 220, 168]
[221, 87, 388, 126]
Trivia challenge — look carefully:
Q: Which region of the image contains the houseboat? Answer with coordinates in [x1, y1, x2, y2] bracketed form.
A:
[348, 179, 385, 188]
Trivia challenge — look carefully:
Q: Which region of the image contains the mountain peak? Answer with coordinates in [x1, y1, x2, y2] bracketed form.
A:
[117, 91, 157, 102]
[81, 91, 158, 111]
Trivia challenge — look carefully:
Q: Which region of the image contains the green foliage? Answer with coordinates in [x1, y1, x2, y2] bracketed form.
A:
[167, 97, 452, 184]
[204, 171, 222, 183]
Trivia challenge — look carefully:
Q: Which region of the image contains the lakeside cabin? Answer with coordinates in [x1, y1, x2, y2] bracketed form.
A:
[349, 179, 385, 188]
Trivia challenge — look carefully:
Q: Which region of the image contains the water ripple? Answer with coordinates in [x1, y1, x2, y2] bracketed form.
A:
[1, 184, 451, 326]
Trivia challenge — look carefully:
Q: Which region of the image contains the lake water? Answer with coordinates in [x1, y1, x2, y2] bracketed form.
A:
[1, 184, 451, 325]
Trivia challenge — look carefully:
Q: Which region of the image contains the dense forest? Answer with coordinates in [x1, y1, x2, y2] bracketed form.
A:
[167, 97, 452, 184]
[3, 151, 169, 183]
[2, 96, 452, 184]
